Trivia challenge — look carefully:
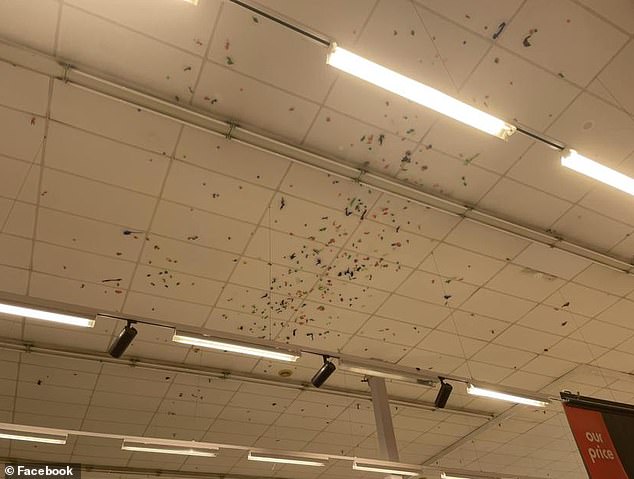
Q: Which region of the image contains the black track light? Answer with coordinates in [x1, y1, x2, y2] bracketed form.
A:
[108, 322, 138, 358]
[434, 378, 452, 409]
[311, 356, 336, 388]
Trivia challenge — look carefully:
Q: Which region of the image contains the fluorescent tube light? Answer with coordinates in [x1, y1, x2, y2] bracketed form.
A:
[248, 451, 328, 467]
[467, 384, 549, 408]
[441, 473, 473, 479]
[122, 440, 217, 457]
[181, 0, 199, 4]
[561, 149, 634, 196]
[327, 44, 516, 140]
[0, 429, 67, 445]
[172, 331, 301, 362]
[338, 358, 436, 386]
[0, 303, 94, 328]
[352, 459, 420, 476]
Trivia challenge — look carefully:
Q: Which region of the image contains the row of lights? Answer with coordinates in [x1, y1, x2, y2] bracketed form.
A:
[0, 302, 551, 409]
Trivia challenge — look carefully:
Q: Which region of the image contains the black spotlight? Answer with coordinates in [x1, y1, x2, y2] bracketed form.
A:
[311, 356, 336, 388]
[434, 378, 453, 409]
[108, 322, 138, 358]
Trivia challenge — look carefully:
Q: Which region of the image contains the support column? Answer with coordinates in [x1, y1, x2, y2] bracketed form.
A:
[368, 376, 400, 462]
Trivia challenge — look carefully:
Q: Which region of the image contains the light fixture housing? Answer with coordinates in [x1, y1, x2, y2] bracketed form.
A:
[311, 356, 336, 388]
[122, 440, 217, 457]
[434, 379, 453, 409]
[352, 458, 420, 476]
[0, 428, 67, 445]
[108, 322, 138, 358]
[338, 358, 436, 386]
[0, 302, 95, 328]
[561, 149, 634, 196]
[327, 44, 516, 140]
[248, 450, 328, 467]
[441, 473, 473, 479]
[467, 384, 549, 408]
[172, 331, 301, 362]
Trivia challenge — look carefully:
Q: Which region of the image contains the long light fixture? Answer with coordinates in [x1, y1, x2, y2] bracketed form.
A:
[441, 473, 474, 479]
[327, 44, 516, 140]
[172, 331, 301, 362]
[561, 149, 634, 196]
[0, 429, 67, 445]
[248, 451, 328, 467]
[122, 440, 217, 457]
[0, 302, 95, 328]
[338, 358, 436, 386]
[352, 459, 420, 476]
[467, 384, 549, 408]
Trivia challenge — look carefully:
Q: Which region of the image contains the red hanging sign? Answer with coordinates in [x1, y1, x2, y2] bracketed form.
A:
[564, 404, 629, 479]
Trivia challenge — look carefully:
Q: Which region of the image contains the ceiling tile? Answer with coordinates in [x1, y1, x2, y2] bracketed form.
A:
[573, 263, 634, 297]
[357, 315, 430, 346]
[0, 0, 60, 54]
[500, 370, 553, 391]
[522, 355, 577, 378]
[518, 304, 588, 337]
[548, 92, 634, 164]
[415, 0, 523, 37]
[453, 359, 514, 383]
[577, 0, 634, 34]
[477, 178, 572, 230]
[470, 343, 535, 369]
[597, 298, 634, 330]
[65, 0, 220, 54]
[543, 282, 618, 317]
[396, 147, 500, 204]
[123, 291, 211, 327]
[494, 325, 560, 354]
[140, 234, 237, 282]
[36, 208, 144, 262]
[398, 270, 478, 307]
[151, 200, 255, 254]
[444, 219, 529, 261]
[32, 242, 135, 289]
[45, 122, 170, 196]
[594, 40, 634, 115]
[59, 5, 203, 99]
[0, 234, 31, 269]
[162, 160, 273, 223]
[0, 105, 46, 162]
[329, 250, 413, 291]
[40, 169, 156, 230]
[175, 126, 290, 189]
[437, 311, 509, 341]
[545, 337, 606, 363]
[0, 62, 50, 115]
[216, 283, 298, 320]
[498, 0, 627, 86]
[513, 243, 591, 280]
[50, 80, 181, 154]
[461, 47, 580, 131]
[210, 1, 336, 102]
[304, 108, 419, 177]
[507, 142, 595, 203]
[229, 256, 316, 294]
[592, 349, 634, 374]
[29, 271, 125, 312]
[416, 329, 486, 357]
[368, 195, 459, 240]
[204, 306, 283, 339]
[342, 336, 410, 363]
[571, 318, 634, 348]
[487, 264, 565, 302]
[460, 288, 536, 322]
[130, 264, 223, 306]
[306, 276, 389, 313]
[193, 60, 319, 143]
[551, 205, 632, 251]
[420, 243, 506, 285]
[376, 294, 450, 328]
[398, 347, 465, 373]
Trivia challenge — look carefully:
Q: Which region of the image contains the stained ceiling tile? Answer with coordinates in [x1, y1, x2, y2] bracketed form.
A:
[306, 276, 389, 313]
[215, 282, 299, 320]
[487, 264, 565, 302]
[329, 250, 413, 291]
[518, 304, 588, 337]
[543, 282, 618, 318]
[513, 243, 592, 280]
[498, 0, 627, 86]
[477, 178, 572, 230]
[192, 60, 319, 143]
[175, 126, 290, 189]
[210, 1, 336, 102]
